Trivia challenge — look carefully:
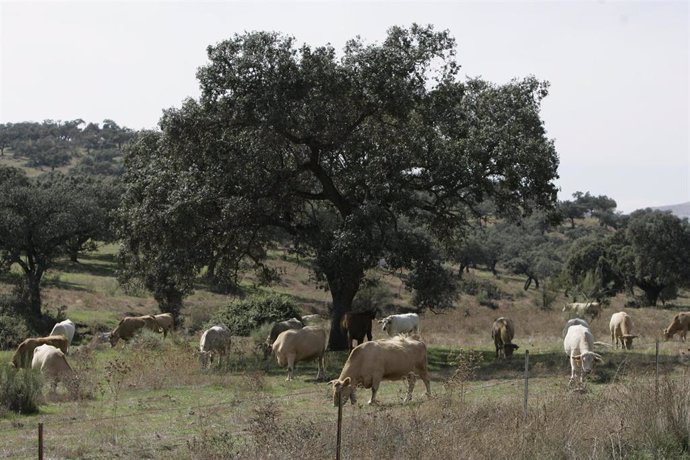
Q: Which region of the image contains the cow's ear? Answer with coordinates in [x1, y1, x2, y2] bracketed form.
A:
[342, 377, 351, 387]
[510, 344, 520, 350]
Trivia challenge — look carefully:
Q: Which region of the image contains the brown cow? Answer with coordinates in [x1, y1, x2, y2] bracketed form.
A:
[11, 336, 70, 369]
[330, 336, 431, 405]
[663, 312, 690, 341]
[491, 317, 519, 359]
[110, 315, 159, 346]
[340, 310, 377, 352]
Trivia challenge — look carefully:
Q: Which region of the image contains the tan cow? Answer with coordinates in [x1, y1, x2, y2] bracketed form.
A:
[491, 317, 519, 359]
[263, 318, 303, 359]
[330, 336, 431, 406]
[272, 326, 328, 381]
[153, 313, 175, 338]
[663, 312, 690, 341]
[110, 315, 158, 347]
[11, 336, 69, 369]
[609, 311, 638, 350]
[32, 344, 77, 393]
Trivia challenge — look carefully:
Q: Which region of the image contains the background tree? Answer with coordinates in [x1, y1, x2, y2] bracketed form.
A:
[564, 209, 690, 306]
[0, 167, 109, 321]
[119, 25, 559, 349]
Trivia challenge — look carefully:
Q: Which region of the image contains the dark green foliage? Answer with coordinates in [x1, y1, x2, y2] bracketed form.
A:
[0, 167, 120, 320]
[0, 365, 43, 414]
[119, 25, 559, 349]
[210, 294, 303, 336]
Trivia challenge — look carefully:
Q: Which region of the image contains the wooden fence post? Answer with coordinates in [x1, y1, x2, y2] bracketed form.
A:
[38, 422, 43, 460]
[336, 387, 343, 460]
[523, 350, 529, 418]
[655, 339, 660, 399]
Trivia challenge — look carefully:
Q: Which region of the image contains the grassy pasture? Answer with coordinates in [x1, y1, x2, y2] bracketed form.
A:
[2, 246, 690, 458]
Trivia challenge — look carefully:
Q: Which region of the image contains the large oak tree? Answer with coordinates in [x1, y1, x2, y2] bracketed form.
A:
[119, 25, 559, 348]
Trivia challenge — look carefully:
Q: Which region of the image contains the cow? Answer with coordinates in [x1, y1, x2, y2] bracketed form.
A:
[11, 336, 70, 369]
[379, 313, 420, 337]
[564, 324, 603, 385]
[301, 314, 326, 326]
[109, 315, 159, 347]
[49, 319, 76, 346]
[330, 336, 431, 406]
[562, 302, 603, 321]
[609, 311, 638, 350]
[663, 312, 690, 342]
[263, 318, 304, 359]
[199, 325, 232, 368]
[272, 326, 328, 381]
[491, 317, 519, 359]
[562, 318, 590, 337]
[153, 313, 175, 338]
[340, 310, 377, 351]
[31, 344, 76, 393]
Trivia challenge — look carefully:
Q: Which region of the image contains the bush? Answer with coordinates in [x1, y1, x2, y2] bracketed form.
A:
[210, 294, 303, 336]
[0, 365, 43, 414]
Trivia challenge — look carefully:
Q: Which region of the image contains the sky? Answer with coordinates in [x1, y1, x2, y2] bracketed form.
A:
[1, 1, 688, 213]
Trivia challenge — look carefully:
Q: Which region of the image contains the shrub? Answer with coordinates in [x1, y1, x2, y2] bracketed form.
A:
[0, 314, 32, 350]
[0, 365, 43, 414]
[210, 293, 303, 336]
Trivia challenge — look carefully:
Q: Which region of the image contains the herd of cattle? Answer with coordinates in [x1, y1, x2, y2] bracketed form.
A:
[7, 305, 690, 404]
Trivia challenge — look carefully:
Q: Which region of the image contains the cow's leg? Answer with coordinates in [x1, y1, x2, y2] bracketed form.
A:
[287, 354, 295, 381]
[316, 354, 326, 381]
[405, 372, 416, 402]
[369, 379, 381, 405]
[569, 356, 577, 385]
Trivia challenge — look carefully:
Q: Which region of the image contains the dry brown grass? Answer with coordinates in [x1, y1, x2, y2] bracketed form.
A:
[3, 249, 690, 458]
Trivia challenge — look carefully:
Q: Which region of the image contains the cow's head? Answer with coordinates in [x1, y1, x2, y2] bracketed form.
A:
[663, 327, 674, 340]
[109, 332, 119, 348]
[504, 343, 520, 358]
[575, 351, 603, 374]
[330, 377, 356, 406]
[378, 318, 392, 333]
[622, 334, 638, 349]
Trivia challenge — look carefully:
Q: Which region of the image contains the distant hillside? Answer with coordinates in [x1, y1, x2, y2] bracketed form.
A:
[654, 202, 690, 219]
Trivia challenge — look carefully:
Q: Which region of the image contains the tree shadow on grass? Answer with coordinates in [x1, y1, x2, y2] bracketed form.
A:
[51, 259, 118, 278]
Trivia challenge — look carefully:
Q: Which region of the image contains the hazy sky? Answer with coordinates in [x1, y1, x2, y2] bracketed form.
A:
[1, 1, 688, 212]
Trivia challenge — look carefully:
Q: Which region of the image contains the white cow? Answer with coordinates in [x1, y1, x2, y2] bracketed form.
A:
[562, 302, 603, 321]
[50, 319, 76, 346]
[199, 325, 232, 368]
[561, 318, 590, 337]
[563, 324, 603, 385]
[379, 313, 420, 336]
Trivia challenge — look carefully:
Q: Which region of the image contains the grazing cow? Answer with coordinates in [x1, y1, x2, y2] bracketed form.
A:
[199, 325, 232, 368]
[330, 336, 431, 406]
[152, 313, 174, 338]
[562, 302, 603, 321]
[564, 324, 603, 385]
[301, 314, 326, 326]
[340, 310, 377, 351]
[32, 344, 76, 393]
[263, 318, 304, 359]
[609, 312, 638, 350]
[663, 312, 690, 341]
[379, 313, 420, 337]
[11, 336, 70, 369]
[272, 326, 328, 381]
[49, 319, 76, 346]
[491, 317, 519, 359]
[562, 318, 590, 337]
[109, 315, 159, 347]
